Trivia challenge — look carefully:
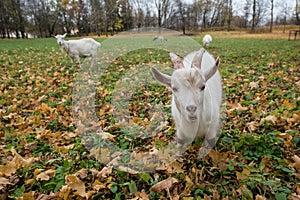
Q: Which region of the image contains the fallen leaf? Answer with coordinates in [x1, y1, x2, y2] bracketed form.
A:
[287, 193, 300, 200]
[227, 102, 248, 112]
[59, 185, 71, 200]
[75, 168, 88, 180]
[65, 174, 87, 198]
[16, 191, 35, 200]
[0, 177, 12, 185]
[256, 194, 267, 200]
[236, 167, 251, 180]
[249, 81, 259, 89]
[276, 132, 293, 147]
[134, 191, 149, 200]
[96, 131, 116, 141]
[294, 183, 300, 195]
[293, 155, 300, 171]
[260, 115, 277, 125]
[98, 166, 112, 178]
[36, 169, 56, 181]
[150, 177, 179, 194]
[92, 179, 107, 191]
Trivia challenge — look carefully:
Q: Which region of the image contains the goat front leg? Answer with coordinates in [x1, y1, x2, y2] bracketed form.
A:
[198, 119, 220, 158]
[91, 55, 97, 66]
[69, 56, 75, 67]
[76, 56, 81, 67]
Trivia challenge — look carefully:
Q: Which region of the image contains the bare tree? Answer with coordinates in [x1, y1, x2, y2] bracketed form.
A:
[226, 0, 233, 31]
[269, 0, 274, 32]
[296, 0, 300, 25]
[251, 0, 256, 31]
[173, 0, 187, 34]
[154, 0, 172, 28]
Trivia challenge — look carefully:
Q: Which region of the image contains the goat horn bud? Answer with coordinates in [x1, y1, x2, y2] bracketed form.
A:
[169, 52, 184, 70]
[191, 48, 206, 69]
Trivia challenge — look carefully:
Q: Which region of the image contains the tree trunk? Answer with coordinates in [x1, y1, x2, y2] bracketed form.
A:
[269, 0, 274, 33]
[227, 0, 233, 31]
[251, 0, 256, 32]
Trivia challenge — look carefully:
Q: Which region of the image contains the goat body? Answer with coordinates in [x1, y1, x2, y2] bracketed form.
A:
[153, 36, 167, 41]
[152, 48, 222, 145]
[55, 33, 100, 66]
[202, 34, 212, 48]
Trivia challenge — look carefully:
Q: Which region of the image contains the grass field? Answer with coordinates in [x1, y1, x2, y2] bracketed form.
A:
[0, 31, 299, 200]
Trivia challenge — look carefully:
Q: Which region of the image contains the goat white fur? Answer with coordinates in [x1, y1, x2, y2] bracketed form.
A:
[55, 33, 100, 66]
[151, 48, 222, 145]
[153, 36, 167, 41]
[202, 34, 212, 48]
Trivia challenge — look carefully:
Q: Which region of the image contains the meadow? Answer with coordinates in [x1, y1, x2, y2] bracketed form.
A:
[0, 31, 299, 200]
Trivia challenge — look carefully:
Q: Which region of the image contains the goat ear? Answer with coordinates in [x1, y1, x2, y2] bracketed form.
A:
[205, 57, 220, 81]
[151, 67, 171, 88]
[63, 33, 67, 38]
[169, 52, 184, 70]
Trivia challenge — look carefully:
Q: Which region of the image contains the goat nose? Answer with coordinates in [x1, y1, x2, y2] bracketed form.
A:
[186, 105, 197, 113]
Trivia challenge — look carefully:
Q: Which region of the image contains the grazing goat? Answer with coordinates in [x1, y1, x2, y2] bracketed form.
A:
[202, 34, 212, 48]
[54, 33, 100, 66]
[151, 48, 222, 146]
[153, 36, 167, 41]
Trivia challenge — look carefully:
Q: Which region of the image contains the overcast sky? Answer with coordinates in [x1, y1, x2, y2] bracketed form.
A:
[232, 0, 295, 17]
[183, 0, 296, 18]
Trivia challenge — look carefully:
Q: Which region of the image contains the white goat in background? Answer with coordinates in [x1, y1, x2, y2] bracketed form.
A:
[153, 35, 167, 41]
[55, 33, 100, 66]
[202, 34, 212, 48]
[151, 48, 222, 146]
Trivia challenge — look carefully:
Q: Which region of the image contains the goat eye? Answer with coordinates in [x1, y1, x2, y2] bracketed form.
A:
[200, 85, 205, 91]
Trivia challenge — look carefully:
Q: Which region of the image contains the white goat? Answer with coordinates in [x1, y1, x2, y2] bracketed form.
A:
[202, 34, 212, 48]
[151, 48, 222, 146]
[54, 33, 100, 66]
[153, 36, 167, 41]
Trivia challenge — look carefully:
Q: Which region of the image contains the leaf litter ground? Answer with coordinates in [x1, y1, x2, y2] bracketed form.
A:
[0, 35, 299, 199]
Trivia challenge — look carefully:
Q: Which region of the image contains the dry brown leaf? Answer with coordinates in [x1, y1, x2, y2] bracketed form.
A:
[134, 191, 149, 200]
[236, 167, 251, 180]
[92, 179, 107, 191]
[16, 191, 35, 200]
[98, 166, 112, 178]
[260, 115, 277, 125]
[0, 161, 17, 176]
[255, 194, 267, 200]
[293, 155, 300, 171]
[59, 185, 71, 200]
[75, 168, 88, 180]
[118, 166, 139, 174]
[0, 149, 35, 177]
[183, 175, 194, 196]
[25, 178, 35, 185]
[204, 194, 211, 200]
[227, 102, 248, 112]
[249, 81, 259, 89]
[208, 150, 229, 171]
[65, 174, 87, 198]
[294, 183, 300, 195]
[150, 177, 179, 194]
[0, 177, 12, 185]
[294, 173, 300, 181]
[287, 193, 300, 200]
[96, 131, 116, 141]
[90, 148, 111, 165]
[166, 161, 184, 174]
[36, 169, 56, 181]
[276, 132, 293, 147]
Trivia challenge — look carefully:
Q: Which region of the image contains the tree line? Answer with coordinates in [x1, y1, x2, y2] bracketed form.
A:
[1, 0, 299, 38]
